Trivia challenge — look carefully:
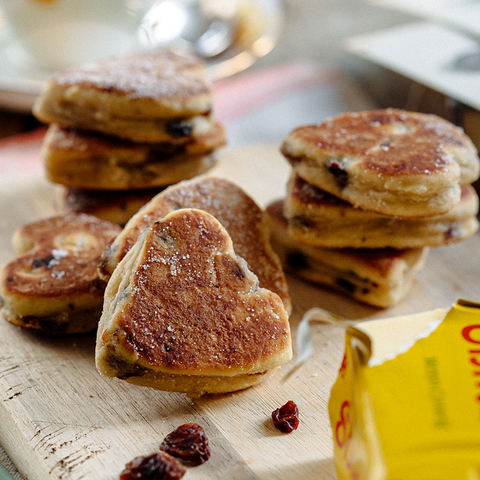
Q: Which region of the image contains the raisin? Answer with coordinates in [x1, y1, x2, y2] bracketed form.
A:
[337, 278, 356, 294]
[286, 251, 307, 269]
[160, 423, 210, 466]
[444, 226, 459, 241]
[106, 353, 148, 379]
[165, 121, 193, 138]
[272, 400, 299, 433]
[120, 452, 186, 480]
[31, 256, 55, 269]
[326, 159, 349, 189]
[91, 278, 106, 291]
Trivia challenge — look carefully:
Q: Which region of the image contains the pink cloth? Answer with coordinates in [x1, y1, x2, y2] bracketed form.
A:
[0, 128, 46, 176]
[213, 61, 339, 122]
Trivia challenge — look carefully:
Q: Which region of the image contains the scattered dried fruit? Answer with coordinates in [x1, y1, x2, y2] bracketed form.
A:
[160, 423, 211, 466]
[120, 452, 186, 480]
[272, 400, 299, 433]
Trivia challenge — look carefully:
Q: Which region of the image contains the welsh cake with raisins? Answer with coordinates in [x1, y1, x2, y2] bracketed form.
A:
[281, 109, 480, 217]
[60, 186, 165, 227]
[95, 208, 292, 395]
[101, 176, 291, 313]
[266, 200, 428, 308]
[42, 122, 225, 190]
[0, 214, 121, 334]
[33, 50, 216, 143]
[284, 173, 479, 249]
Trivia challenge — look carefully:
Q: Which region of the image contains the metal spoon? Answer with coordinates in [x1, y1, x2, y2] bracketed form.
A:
[138, 0, 238, 59]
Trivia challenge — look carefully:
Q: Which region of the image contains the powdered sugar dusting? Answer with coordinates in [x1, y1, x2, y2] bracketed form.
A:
[115, 208, 290, 372]
[9, 213, 121, 297]
[53, 51, 212, 102]
[111, 177, 290, 310]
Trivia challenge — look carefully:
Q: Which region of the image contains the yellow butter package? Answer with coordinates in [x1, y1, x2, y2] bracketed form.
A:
[328, 299, 480, 480]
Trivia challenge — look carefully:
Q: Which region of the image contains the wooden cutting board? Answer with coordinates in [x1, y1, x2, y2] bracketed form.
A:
[1, 143, 480, 480]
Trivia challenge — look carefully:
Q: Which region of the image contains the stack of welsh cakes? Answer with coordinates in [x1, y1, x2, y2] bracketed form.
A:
[267, 109, 480, 308]
[33, 50, 226, 225]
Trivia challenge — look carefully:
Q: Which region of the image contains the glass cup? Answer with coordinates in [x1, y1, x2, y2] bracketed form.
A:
[138, 0, 284, 79]
[0, 0, 157, 71]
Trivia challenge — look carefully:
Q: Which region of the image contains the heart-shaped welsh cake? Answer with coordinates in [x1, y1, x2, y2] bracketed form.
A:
[95, 208, 292, 395]
[100, 176, 291, 313]
[0, 213, 121, 334]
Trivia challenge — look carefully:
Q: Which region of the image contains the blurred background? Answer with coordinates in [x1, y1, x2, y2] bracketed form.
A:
[254, 0, 411, 76]
[0, 0, 415, 139]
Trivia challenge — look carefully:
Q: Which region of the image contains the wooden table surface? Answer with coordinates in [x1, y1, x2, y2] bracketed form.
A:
[1, 143, 479, 480]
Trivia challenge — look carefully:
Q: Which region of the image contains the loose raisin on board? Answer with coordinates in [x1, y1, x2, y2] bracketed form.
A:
[160, 423, 211, 466]
[120, 452, 186, 480]
[272, 400, 299, 433]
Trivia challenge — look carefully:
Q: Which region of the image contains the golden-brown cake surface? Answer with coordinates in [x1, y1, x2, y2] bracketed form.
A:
[96, 208, 292, 394]
[42, 123, 225, 190]
[33, 51, 216, 142]
[50, 51, 210, 111]
[0, 213, 121, 333]
[285, 174, 479, 248]
[102, 176, 291, 312]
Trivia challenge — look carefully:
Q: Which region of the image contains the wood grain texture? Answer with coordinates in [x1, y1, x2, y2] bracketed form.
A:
[0, 143, 479, 479]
